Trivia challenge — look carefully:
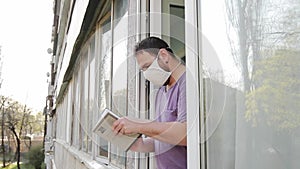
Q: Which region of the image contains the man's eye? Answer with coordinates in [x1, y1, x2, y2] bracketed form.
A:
[142, 65, 149, 71]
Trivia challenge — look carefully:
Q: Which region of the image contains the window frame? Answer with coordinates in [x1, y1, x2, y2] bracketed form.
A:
[185, 0, 203, 168]
[93, 11, 113, 164]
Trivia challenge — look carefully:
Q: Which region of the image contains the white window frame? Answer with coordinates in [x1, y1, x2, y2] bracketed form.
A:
[185, 0, 203, 169]
[93, 14, 112, 164]
[79, 45, 90, 153]
[88, 35, 96, 154]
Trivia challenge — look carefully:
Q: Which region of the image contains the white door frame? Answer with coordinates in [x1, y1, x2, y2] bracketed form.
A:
[185, 0, 203, 169]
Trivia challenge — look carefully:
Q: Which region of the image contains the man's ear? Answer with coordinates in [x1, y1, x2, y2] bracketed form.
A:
[158, 48, 170, 64]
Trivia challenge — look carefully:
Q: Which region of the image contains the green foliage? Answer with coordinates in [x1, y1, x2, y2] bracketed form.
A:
[0, 163, 34, 169]
[40, 163, 45, 169]
[25, 144, 44, 169]
[0, 96, 44, 139]
[30, 112, 45, 135]
[246, 50, 300, 131]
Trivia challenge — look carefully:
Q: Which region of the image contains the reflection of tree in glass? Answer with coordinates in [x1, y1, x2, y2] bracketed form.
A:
[225, 0, 265, 91]
[246, 50, 300, 131]
[112, 88, 127, 116]
[225, 0, 300, 92]
[260, 0, 300, 51]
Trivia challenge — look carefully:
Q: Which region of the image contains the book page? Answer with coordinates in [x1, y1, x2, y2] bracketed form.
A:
[93, 109, 141, 151]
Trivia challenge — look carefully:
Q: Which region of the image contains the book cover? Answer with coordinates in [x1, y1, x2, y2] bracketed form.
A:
[93, 108, 141, 151]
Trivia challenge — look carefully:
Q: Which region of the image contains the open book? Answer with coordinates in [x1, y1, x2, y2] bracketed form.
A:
[93, 108, 141, 151]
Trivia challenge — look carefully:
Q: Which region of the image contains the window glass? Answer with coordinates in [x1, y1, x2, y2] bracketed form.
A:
[80, 50, 89, 152]
[162, 0, 185, 59]
[169, 4, 185, 58]
[201, 0, 300, 168]
[88, 36, 95, 153]
[97, 16, 112, 158]
[62, 95, 67, 140]
[66, 81, 73, 144]
[72, 65, 81, 149]
[111, 0, 128, 167]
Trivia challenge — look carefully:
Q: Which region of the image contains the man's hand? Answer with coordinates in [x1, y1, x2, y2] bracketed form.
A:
[112, 117, 141, 135]
[112, 117, 187, 146]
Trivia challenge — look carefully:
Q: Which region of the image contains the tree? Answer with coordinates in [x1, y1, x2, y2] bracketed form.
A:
[23, 112, 45, 150]
[0, 96, 33, 169]
[26, 144, 45, 169]
[225, 0, 300, 92]
[6, 102, 31, 169]
[246, 50, 300, 131]
[224, 1, 300, 168]
[244, 0, 300, 130]
[31, 112, 45, 135]
[225, 0, 265, 91]
[0, 96, 10, 168]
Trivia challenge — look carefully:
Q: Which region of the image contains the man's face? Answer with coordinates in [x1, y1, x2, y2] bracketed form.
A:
[136, 51, 156, 71]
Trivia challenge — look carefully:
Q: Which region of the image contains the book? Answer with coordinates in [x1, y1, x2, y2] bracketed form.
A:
[93, 108, 141, 151]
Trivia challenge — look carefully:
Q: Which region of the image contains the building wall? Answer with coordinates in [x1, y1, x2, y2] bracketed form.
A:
[45, 0, 300, 169]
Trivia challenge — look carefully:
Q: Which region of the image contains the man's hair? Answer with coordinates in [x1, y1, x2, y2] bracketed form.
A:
[135, 36, 174, 56]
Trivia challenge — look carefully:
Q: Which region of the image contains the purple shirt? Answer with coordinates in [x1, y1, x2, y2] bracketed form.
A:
[154, 72, 187, 169]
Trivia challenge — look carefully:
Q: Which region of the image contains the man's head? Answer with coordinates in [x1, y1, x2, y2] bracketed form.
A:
[135, 36, 174, 57]
[134, 37, 180, 86]
[135, 37, 175, 71]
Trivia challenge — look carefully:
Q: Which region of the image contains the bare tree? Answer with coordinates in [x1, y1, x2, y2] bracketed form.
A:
[225, 0, 264, 91]
[0, 96, 9, 167]
[4, 100, 31, 169]
[0, 96, 45, 168]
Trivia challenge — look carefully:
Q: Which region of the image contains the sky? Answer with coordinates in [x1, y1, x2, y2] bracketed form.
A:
[0, 0, 53, 112]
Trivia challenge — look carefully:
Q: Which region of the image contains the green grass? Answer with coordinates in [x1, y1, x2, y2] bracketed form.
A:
[0, 144, 45, 169]
[0, 163, 34, 169]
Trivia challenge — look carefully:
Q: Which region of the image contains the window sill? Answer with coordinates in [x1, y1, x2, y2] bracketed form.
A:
[55, 139, 113, 169]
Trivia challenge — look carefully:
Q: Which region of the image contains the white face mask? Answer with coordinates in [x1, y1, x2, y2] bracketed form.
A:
[143, 54, 180, 86]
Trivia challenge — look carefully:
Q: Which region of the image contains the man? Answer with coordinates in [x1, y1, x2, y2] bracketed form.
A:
[113, 36, 187, 169]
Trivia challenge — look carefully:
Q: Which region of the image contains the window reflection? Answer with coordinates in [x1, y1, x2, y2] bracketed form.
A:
[169, 4, 185, 58]
[72, 67, 81, 149]
[81, 50, 89, 152]
[88, 36, 95, 153]
[201, 0, 300, 168]
[98, 17, 111, 158]
[110, 0, 128, 167]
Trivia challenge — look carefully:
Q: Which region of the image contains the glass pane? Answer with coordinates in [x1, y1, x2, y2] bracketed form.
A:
[81, 50, 89, 151]
[111, 0, 128, 167]
[72, 66, 81, 149]
[162, 0, 185, 59]
[98, 17, 112, 158]
[88, 36, 95, 153]
[169, 4, 185, 58]
[201, 0, 300, 169]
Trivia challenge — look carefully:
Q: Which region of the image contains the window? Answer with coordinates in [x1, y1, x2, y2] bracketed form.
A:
[66, 81, 73, 144]
[200, 0, 300, 168]
[169, 4, 185, 58]
[88, 36, 96, 153]
[96, 15, 112, 159]
[72, 64, 81, 149]
[110, 0, 128, 167]
[162, 0, 185, 58]
[74, 36, 96, 153]
[80, 49, 89, 152]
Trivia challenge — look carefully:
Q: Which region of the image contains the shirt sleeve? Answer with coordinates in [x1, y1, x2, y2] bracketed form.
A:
[177, 74, 187, 122]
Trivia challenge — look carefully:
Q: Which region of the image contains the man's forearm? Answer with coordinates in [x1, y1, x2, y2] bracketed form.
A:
[138, 121, 187, 146]
[112, 118, 187, 146]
